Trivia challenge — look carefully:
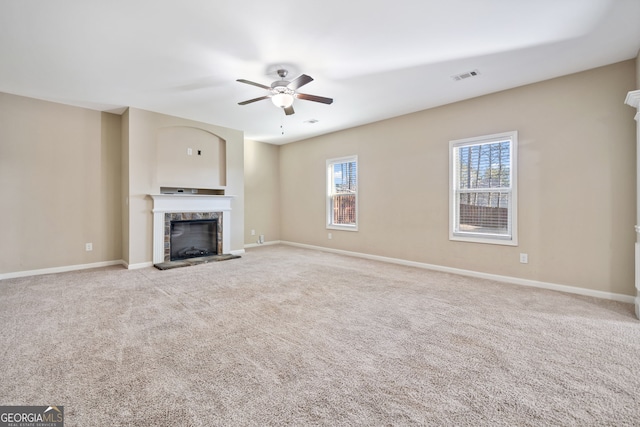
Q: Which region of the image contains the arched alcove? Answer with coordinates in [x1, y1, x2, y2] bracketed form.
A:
[157, 126, 226, 188]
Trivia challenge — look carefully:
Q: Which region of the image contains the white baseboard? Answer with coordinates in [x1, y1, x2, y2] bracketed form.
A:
[124, 261, 154, 270]
[230, 249, 246, 256]
[280, 241, 636, 304]
[245, 240, 282, 249]
[0, 260, 126, 280]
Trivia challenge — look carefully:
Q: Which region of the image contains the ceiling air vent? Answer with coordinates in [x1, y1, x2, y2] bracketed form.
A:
[452, 69, 480, 81]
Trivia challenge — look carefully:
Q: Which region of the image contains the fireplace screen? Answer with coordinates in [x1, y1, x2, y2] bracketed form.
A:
[170, 219, 218, 261]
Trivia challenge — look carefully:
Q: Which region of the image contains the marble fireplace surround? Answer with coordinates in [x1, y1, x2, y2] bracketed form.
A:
[150, 194, 233, 264]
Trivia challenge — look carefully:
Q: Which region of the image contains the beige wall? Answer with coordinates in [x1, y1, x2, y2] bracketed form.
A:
[0, 92, 122, 274]
[124, 108, 244, 266]
[279, 60, 637, 296]
[157, 127, 226, 188]
[244, 139, 281, 244]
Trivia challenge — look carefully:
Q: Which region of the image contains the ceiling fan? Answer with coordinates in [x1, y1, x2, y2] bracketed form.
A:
[236, 69, 333, 115]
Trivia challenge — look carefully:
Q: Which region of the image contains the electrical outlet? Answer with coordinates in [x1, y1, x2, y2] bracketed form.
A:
[251, 229, 255, 236]
[187, 148, 193, 155]
[85, 243, 93, 251]
[328, 233, 332, 240]
[519, 253, 528, 264]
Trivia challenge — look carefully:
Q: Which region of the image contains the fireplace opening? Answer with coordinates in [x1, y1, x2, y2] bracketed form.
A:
[170, 219, 218, 261]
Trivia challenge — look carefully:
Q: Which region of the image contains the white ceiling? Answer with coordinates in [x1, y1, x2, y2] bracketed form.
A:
[1, 0, 639, 144]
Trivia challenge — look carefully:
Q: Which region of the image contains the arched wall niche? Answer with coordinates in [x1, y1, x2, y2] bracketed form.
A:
[157, 126, 226, 189]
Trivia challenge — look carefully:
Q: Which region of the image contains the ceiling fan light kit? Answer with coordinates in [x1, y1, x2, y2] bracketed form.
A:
[271, 90, 295, 108]
[237, 68, 333, 116]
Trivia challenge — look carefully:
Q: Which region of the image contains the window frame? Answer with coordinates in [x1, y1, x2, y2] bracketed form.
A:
[449, 131, 518, 246]
[326, 155, 358, 231]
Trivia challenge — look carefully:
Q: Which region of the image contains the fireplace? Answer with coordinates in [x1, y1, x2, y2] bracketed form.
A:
[164, 212, 222, 262]
[170, 219, 217, 260]
[150, 194, 234, 265]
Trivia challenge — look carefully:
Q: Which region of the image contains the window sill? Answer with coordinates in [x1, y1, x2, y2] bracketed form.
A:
[327, 224, 358, 232]
[450, 233, 517, 246]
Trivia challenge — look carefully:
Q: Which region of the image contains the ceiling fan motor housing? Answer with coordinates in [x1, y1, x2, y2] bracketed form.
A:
[271, 80, 292, 90]
[271, 70, 295, 101]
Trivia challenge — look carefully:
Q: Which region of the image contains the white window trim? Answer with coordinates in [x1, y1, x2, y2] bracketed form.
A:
[449, 131, 518, 246]
[326, 155, 358, 231]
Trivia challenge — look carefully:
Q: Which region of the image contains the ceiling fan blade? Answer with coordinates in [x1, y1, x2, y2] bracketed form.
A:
[238, 95, 270, 105]
[236, 79, 271, 90]
[284, 105, 295, 115]
[296, 93, 334, 105]
[287, 74, 313, 90]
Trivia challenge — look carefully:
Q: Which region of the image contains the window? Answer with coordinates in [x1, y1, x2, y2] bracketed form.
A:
[450, 131, 517, 245]
[327, 156, 358, 231]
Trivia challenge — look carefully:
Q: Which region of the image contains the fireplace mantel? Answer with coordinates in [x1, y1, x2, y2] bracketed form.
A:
[150, 194, 234, 213]
[149, 194, 234, 264]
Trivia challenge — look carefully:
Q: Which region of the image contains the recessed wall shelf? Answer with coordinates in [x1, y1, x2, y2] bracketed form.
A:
[160, 187, 225, 195]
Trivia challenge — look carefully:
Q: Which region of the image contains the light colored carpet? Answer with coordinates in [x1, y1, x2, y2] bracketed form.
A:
[0, 244, 638, 426]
